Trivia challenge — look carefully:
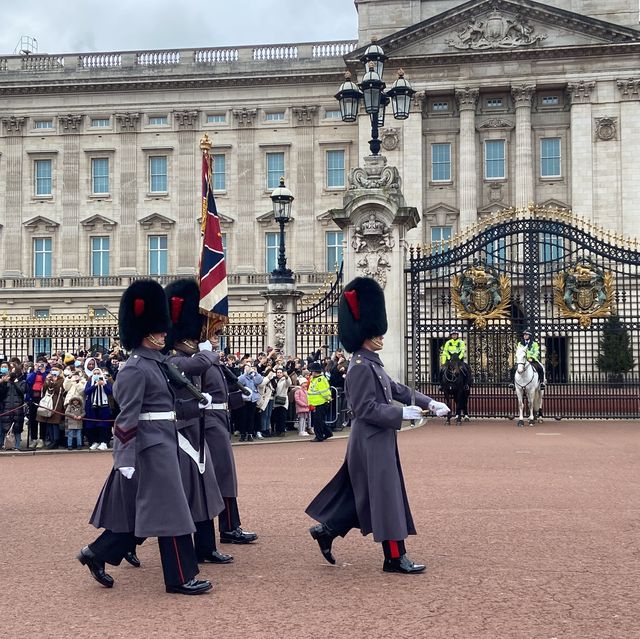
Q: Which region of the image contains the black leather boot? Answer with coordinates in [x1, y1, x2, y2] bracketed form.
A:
[165, 578, 213, 595]
[77, 546, 114, 588]
[124, 551, 141, 567]
[220, 527, 258, 544]
[309, 523, 336, 565]
[197, 550, 234, 564]
[383, 554, 426, 574]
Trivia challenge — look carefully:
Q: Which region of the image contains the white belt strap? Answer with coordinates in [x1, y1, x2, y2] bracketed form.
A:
[177, 432, 206, 474]
[205, 403, 228, 411]
[139, 411, 176, 421]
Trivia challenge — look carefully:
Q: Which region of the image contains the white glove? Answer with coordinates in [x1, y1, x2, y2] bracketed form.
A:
[402, 405, 423, 420]
[198, 340, 213, 352]
[118, 467, 135, 480]
[199, 392, 212, 409]
[429, 400, 450, 417]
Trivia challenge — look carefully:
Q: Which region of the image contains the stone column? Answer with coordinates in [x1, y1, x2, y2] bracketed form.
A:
[291, 106, 318, 272]
[455, 88, 479, 229]
[232, 108, 257, 274]
[174, 110, 199, 275]
[567, 81, 596, 219]
[511, 84, 536, 208]
[58, 114, 84, 276]
[114, 113, 140, 275]
[1, 117, 26, 277]
[617, 79, 640, 237]
[262, 288, 304, 355]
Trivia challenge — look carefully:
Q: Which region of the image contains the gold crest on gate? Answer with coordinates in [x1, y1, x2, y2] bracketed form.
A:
[553, 259, 614, 327]
[451, 263, 511, 328]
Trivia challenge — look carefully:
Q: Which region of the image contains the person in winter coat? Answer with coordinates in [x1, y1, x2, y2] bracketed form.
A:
[41, 365, 66, 449]
[271, 368, 291, 437]
[256, 368, 276, 438]
[0, 362, 26, 450]
[237, 366, 263, 442]
[65, 397, 85, 450]
[293, 380, 311, 437]
[84, 368, 113, 451]
[306, 277, 450, 574]
[25, 360, 49, 448]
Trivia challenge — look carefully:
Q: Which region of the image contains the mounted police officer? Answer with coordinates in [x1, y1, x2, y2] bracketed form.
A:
[79, 279, 212, 595]
[509, 328, 545, 390]
[439, 328, 472, 388]
[306, 277, 449, 574]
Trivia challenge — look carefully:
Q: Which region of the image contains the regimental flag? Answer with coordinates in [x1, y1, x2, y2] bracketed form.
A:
[199, 149, 228, 334]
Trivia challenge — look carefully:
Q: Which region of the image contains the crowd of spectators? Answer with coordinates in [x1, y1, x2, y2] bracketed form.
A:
[0, 344, 350, 451]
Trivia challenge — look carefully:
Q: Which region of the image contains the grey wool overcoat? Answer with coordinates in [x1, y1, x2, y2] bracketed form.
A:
[167, 350, 225, 523]
[306, 347, 433, 542]
[90, 347, 195, 538]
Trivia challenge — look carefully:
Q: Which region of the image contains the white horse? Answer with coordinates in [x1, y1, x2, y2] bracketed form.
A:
[514, 344, 543, 427]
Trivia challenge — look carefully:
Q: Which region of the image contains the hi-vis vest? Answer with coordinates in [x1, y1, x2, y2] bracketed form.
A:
[522, 340, 541, 362]
[440, 338, 466, 365]
[307, 374, 332, 407]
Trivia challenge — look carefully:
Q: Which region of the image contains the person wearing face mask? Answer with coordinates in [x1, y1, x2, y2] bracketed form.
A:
[41, 365, 66, 449]
[25, 359, 49, 448]
[306, 277, 450, 575]
[0, 363, 26, 450]
[84, 367, 113, 451]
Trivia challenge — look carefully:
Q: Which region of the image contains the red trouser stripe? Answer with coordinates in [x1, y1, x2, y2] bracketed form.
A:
[172, 537, 185, 584]
[388, 540, 400, 559]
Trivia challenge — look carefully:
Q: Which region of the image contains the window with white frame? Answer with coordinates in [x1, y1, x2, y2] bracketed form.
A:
[149, 115, 168, 125]
[487, 237, 507, 263]
[265, 232, 280, 272]
[34, 120, 53, 129]
[540, 138, 561, 178]
[91, 118, 110, 127]
[91, 236, 110, 276]
[265, 112, 285, 121]
[266, 152, 285, 189]
[325, 109, 341, 119]
[34, 159, 52, 196]
[148, 235, 168, 275]
[326, 231, 343, 271]
[33, 337, 52, 358]
[207, 114, 226, 124]
[212, 154, 226, 191]
[33, 237, 52, 277]
[93, 308, 108, 318]
[91, 158, 110, 194]
[149, 156, 168, 193]
[432, 101, 450, 112]
[34, 308, 50, 319]
[486, 97, 503, 108]
[431, 226, 452, 253]
[541, 234, 564, 262]
[326, 150, 345, 188]
[484, 140, 506, 180]
[541, 95, 559, 106]
[221, 233, 227, 260]
[431, 143, 451, 182]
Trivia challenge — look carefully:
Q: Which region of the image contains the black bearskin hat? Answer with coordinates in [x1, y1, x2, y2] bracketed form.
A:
[308, 361, 323, 373]
[118, 280, 170, 351]
[164, 279, 204, 349]
[338, 277, 388, 353]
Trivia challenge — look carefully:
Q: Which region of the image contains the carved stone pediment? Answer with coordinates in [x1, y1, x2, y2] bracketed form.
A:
[80, 214, 117, 231]
[346, 0, 640, 62]
[138, 213, 175, 230]
[477, 118, 514, 131]
[23, 215, 60, 233]
[196, 212, 235, 227]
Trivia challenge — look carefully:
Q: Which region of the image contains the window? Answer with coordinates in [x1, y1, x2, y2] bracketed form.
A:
[486, 98, 503, 108]
[149, 115, 168, 125]
[431, 226, 452, 253]
[541, 96, 559, 106]
[326, 231, 344, 271]
[91, 158, 110, 194]
[91, 118, 110, 127]
[34, 159, 52, 196]
[207, 114, 226, 123]
[149, 156, 168, 193]
[265, 232, 280, 272]
[148, 235, 168, 275]
[93, 308, 108, 318]
[540, 138, 561, 178]
[326, 150, 345, 188]
[265, 112, 285, 121]
[35, 120, 53, 129]
[325, 109, 341, 119]
[485, 140, 506, 180]
[431, 143, 451, 182]
[221, 233, 227, 260]
[541, 234, 563, 262]
[212, 154, 226, 191]
[266, 152, 284, 189]
[432, 101, 449, 112]
[33, 237, 52, 277]
[33, 338, 52, 358]
[91, 236, 110, 276]
[34, 309, 50, 319]
[487, 237, 507, 263]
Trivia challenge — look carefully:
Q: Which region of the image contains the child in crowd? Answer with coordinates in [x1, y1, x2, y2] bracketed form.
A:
[294, 380, 311, 437]
[65, 396, 85, 450]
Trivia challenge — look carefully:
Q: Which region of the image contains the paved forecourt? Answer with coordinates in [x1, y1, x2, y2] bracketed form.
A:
[0, 419, 638, 639]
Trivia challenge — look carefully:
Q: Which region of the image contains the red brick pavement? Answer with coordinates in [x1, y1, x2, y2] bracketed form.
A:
[0, 420, 638, 639]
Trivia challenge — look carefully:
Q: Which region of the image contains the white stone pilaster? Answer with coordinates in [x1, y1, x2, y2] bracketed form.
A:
[617, 79, 640, 238]
[455, 88, 479, 229]
[512, 85, 536, 208]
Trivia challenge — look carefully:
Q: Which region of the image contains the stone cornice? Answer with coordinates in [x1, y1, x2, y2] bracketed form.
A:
[233, 108, 257, 128]
[58, 113, 84, 132]
[511, 84, 536, 107]
[173, 109, 199, 129]
[2, 116, 26, 134]
[617, 78, 640, 101]
[114, 112, 140, 132]
[455, 87, 479, 111]
[567, 80, 596, 105]
[291, 105, 319, 124]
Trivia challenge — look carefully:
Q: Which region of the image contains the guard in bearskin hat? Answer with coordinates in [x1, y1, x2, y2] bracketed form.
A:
[164, 278, 234, 563]
[306, 277, 449, 573]
[79, 280, 212, 595]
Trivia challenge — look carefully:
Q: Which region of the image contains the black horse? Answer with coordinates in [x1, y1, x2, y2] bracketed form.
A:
[440, 353, 471, 425]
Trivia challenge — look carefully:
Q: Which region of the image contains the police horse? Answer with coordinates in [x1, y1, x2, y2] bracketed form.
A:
[440, 353, 471, 425]
[513, 343, 543, 427]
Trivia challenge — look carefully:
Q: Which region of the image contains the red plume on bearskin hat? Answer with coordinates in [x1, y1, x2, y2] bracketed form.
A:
[164, 278, 204, 350]
[118, 279, 170, 351]
[338, 277, 388, 353]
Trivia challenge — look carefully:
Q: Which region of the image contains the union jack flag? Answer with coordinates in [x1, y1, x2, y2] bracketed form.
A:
[199, 150, 228, 333]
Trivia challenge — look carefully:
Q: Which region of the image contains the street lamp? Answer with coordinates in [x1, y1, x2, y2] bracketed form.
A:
[269, 176, 294, 284]
[335, 42, 416, 156]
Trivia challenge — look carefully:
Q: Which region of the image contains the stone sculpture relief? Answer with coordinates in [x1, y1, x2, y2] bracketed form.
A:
[351, 213, 395, 288]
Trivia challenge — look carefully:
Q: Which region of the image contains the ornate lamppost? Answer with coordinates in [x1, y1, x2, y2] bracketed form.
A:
[269, 176, 294, 284]
[335, 41, 416, 155]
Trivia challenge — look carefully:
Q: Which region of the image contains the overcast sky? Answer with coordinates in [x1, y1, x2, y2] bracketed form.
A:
[0, 0, 358, 55]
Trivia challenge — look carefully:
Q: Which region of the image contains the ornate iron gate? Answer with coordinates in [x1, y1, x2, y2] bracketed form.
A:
[406, 207, 640, 418]
[295, 263, 343, 359]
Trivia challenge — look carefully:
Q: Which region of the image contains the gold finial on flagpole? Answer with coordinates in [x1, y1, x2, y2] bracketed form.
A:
[200, 133, 212, 152]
